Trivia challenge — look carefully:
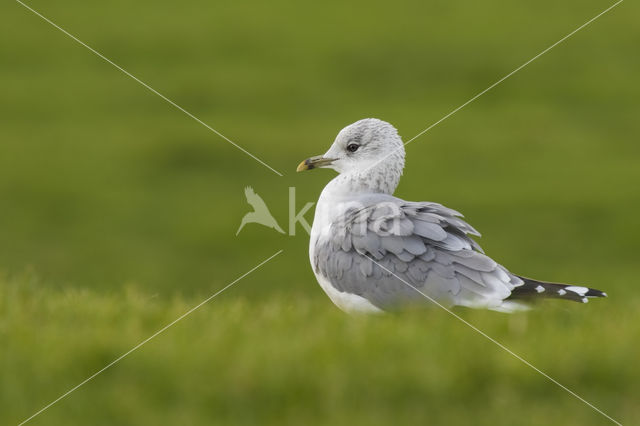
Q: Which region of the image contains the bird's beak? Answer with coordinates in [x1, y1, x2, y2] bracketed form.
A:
[296, 155, 336, 172]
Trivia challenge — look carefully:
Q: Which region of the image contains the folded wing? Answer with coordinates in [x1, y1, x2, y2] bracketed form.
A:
[313, 195, 524, 311]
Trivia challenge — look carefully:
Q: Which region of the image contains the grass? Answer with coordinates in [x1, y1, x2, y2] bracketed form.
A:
[1, 275, 638, 426]
[1, 0, 639, 424]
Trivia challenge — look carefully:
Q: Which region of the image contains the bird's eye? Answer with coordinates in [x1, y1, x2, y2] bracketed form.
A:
[346, 143, 359, 153]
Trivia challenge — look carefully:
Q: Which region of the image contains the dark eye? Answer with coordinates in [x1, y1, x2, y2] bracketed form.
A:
[346, 143, 359, 153]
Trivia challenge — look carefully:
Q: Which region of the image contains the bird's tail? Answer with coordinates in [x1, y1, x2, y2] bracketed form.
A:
[508, 276, 607, 304]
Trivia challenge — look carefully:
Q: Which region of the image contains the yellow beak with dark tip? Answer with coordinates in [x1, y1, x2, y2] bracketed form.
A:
[296, 156, 336, 172]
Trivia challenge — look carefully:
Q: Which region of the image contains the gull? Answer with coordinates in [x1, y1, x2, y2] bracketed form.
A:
[297, 118, 606, 313]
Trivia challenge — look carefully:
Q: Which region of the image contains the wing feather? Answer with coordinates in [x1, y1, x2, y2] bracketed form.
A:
[314, 195, 516, 310]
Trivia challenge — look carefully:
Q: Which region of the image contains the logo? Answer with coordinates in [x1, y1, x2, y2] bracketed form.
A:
[236, 187, 314, 236]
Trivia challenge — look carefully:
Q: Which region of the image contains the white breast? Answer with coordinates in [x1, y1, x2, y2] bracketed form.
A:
[308, 186, 382, 314]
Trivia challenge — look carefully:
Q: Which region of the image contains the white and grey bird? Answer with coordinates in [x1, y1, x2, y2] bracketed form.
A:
[297, 118, 606, 314]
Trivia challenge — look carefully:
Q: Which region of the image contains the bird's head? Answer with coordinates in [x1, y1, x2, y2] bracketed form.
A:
[297, 118, 405, 175]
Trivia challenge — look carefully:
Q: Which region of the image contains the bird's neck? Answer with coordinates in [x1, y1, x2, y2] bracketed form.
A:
[324, 163, 402, 198]
[312, 163, 402, 236]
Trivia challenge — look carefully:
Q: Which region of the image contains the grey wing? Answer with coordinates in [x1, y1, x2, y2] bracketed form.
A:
[313, 196, 523, 310]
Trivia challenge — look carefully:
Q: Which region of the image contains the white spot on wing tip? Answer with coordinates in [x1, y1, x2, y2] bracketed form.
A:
[602, 292, 608, 297]
[535, 285, 545, 293]
[565, 286, 589, 296]
[581, 297, 588, 303]
[557, 289, 567, 296]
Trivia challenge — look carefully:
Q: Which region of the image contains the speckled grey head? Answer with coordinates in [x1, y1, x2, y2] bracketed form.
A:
[297, 118, 406, 194]
[322, 118, 405, 174]
[297, 118, 405, 175]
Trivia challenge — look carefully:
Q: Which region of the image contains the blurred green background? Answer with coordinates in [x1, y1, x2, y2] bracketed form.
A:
[1, 0, 638, 424]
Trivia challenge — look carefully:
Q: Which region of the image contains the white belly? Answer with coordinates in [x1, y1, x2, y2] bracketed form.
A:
[314, 272, 382, 314]
[307, 185, 385, 314]
[309, 205, 382, 314]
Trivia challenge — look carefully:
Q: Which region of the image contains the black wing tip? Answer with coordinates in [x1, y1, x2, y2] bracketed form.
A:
[510, 276, 608, 303]
[585, 288, 607, 298]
